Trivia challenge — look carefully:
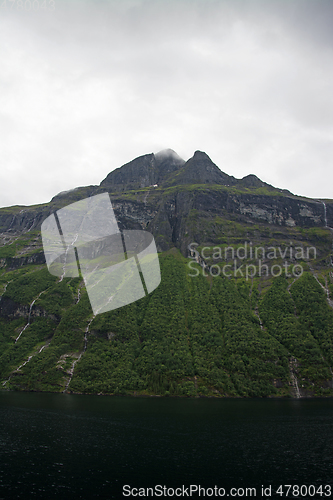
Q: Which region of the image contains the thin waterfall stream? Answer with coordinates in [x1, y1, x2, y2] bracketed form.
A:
[59, 232, 79, 283]
[289, 356, 301, 398]
[320, 200, 333, 245]
[313, 201, 333, 303]
[0, 280, 12, 302]
[15, 290, 46, 343]
[63, 315, 96, 393]
[2, 341, 50, 387]
[322, 200, 328, 227]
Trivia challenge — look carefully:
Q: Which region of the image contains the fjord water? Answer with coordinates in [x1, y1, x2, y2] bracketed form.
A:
[1, 393, 333, 499]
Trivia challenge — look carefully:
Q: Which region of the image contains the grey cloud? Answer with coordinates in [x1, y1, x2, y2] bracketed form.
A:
[0, 0, 332, 207]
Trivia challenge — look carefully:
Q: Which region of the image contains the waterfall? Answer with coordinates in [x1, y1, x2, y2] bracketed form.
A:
[14, 322, 30, 343]
[83, 315, 96, 351]
[319, 200, 333, 276]
[293, 372, 301, 399]
[322, 201, 328, 227]
[59, 232, 79, 283]
[26, 217, 36, 232]
[319, 199, 333, 234]
[319, 199, 333, 237]
[2, 343, 49, 387]
[188, 247, 211, 274]
[254, 306, 264, 330]
[63, 315, 96, 393]
[15, 300, 35, 343]
[0, 280, 12, 303]
[257, 310, 263, 330]
[76, 287, 81, 304]
[59, 246, 70, 283]
[16, 356, 33, 371]
[308, 264, 333, 308]
[289, 357, 301, 398]
[7, 215, 16, 231]
[15, 290, 46, 343]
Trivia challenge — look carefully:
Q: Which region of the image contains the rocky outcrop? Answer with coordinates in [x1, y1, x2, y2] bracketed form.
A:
[111, 198, 158, 231]
[238, 174, 292, 194]
[0, 187, 101, 235]
[0, 208, 47, 234]
[187, 189, 324, 226]
[0, 296, 58, 323]
[6, 252, 46, 270]
[0, 297, 30, 319]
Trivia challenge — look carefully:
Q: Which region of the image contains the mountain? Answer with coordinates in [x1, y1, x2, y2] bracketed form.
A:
[0, 149, 333, 398]
[1, 148, 331, 252]
[100, 149, 185, 192]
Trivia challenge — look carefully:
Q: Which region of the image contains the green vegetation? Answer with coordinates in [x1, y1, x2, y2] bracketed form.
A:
[1, 248, 333, 398]
[3, 268, 58, 305]
[259, 275, 332, 394]
[0, 245, 17, 259]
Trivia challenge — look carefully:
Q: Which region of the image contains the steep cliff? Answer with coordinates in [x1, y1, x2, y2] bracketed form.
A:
[1, 149, 332, 255]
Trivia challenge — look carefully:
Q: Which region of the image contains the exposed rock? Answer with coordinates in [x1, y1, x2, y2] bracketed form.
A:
[0, 297, 30, 319]
[6, 252, 46, 270]
[0, 296, 60, 326]
[101, 149, 185, 192]
[0, 149, 332, 257]
[165, 150, 237, 187]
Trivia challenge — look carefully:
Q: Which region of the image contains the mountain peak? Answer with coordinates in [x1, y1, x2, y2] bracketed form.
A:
[99, 148, 288, 194]
[154, 149, 185, 179]
[164, 150, 237, 187]
[155, 149, 183, 161]
[100, 149, 185, 192]
[193, 150, 210, 158]
[240, 174, 266, 188]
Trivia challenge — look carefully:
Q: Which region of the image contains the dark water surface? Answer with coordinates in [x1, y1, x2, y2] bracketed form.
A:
[0, 393, 333, 499]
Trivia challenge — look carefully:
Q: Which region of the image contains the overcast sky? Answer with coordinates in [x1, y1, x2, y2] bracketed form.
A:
[1, 0, 332, 208]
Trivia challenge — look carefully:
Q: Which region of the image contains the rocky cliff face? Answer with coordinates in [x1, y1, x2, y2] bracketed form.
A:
[164, 150, 237, 187]
[100, 149, 185, 192]
[0, 296, 57, 322]
[1, 149, 332, 257]
[0, 207, 48, 234]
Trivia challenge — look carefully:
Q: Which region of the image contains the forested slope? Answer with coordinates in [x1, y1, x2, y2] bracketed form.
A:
[1, 247, 333, 398]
